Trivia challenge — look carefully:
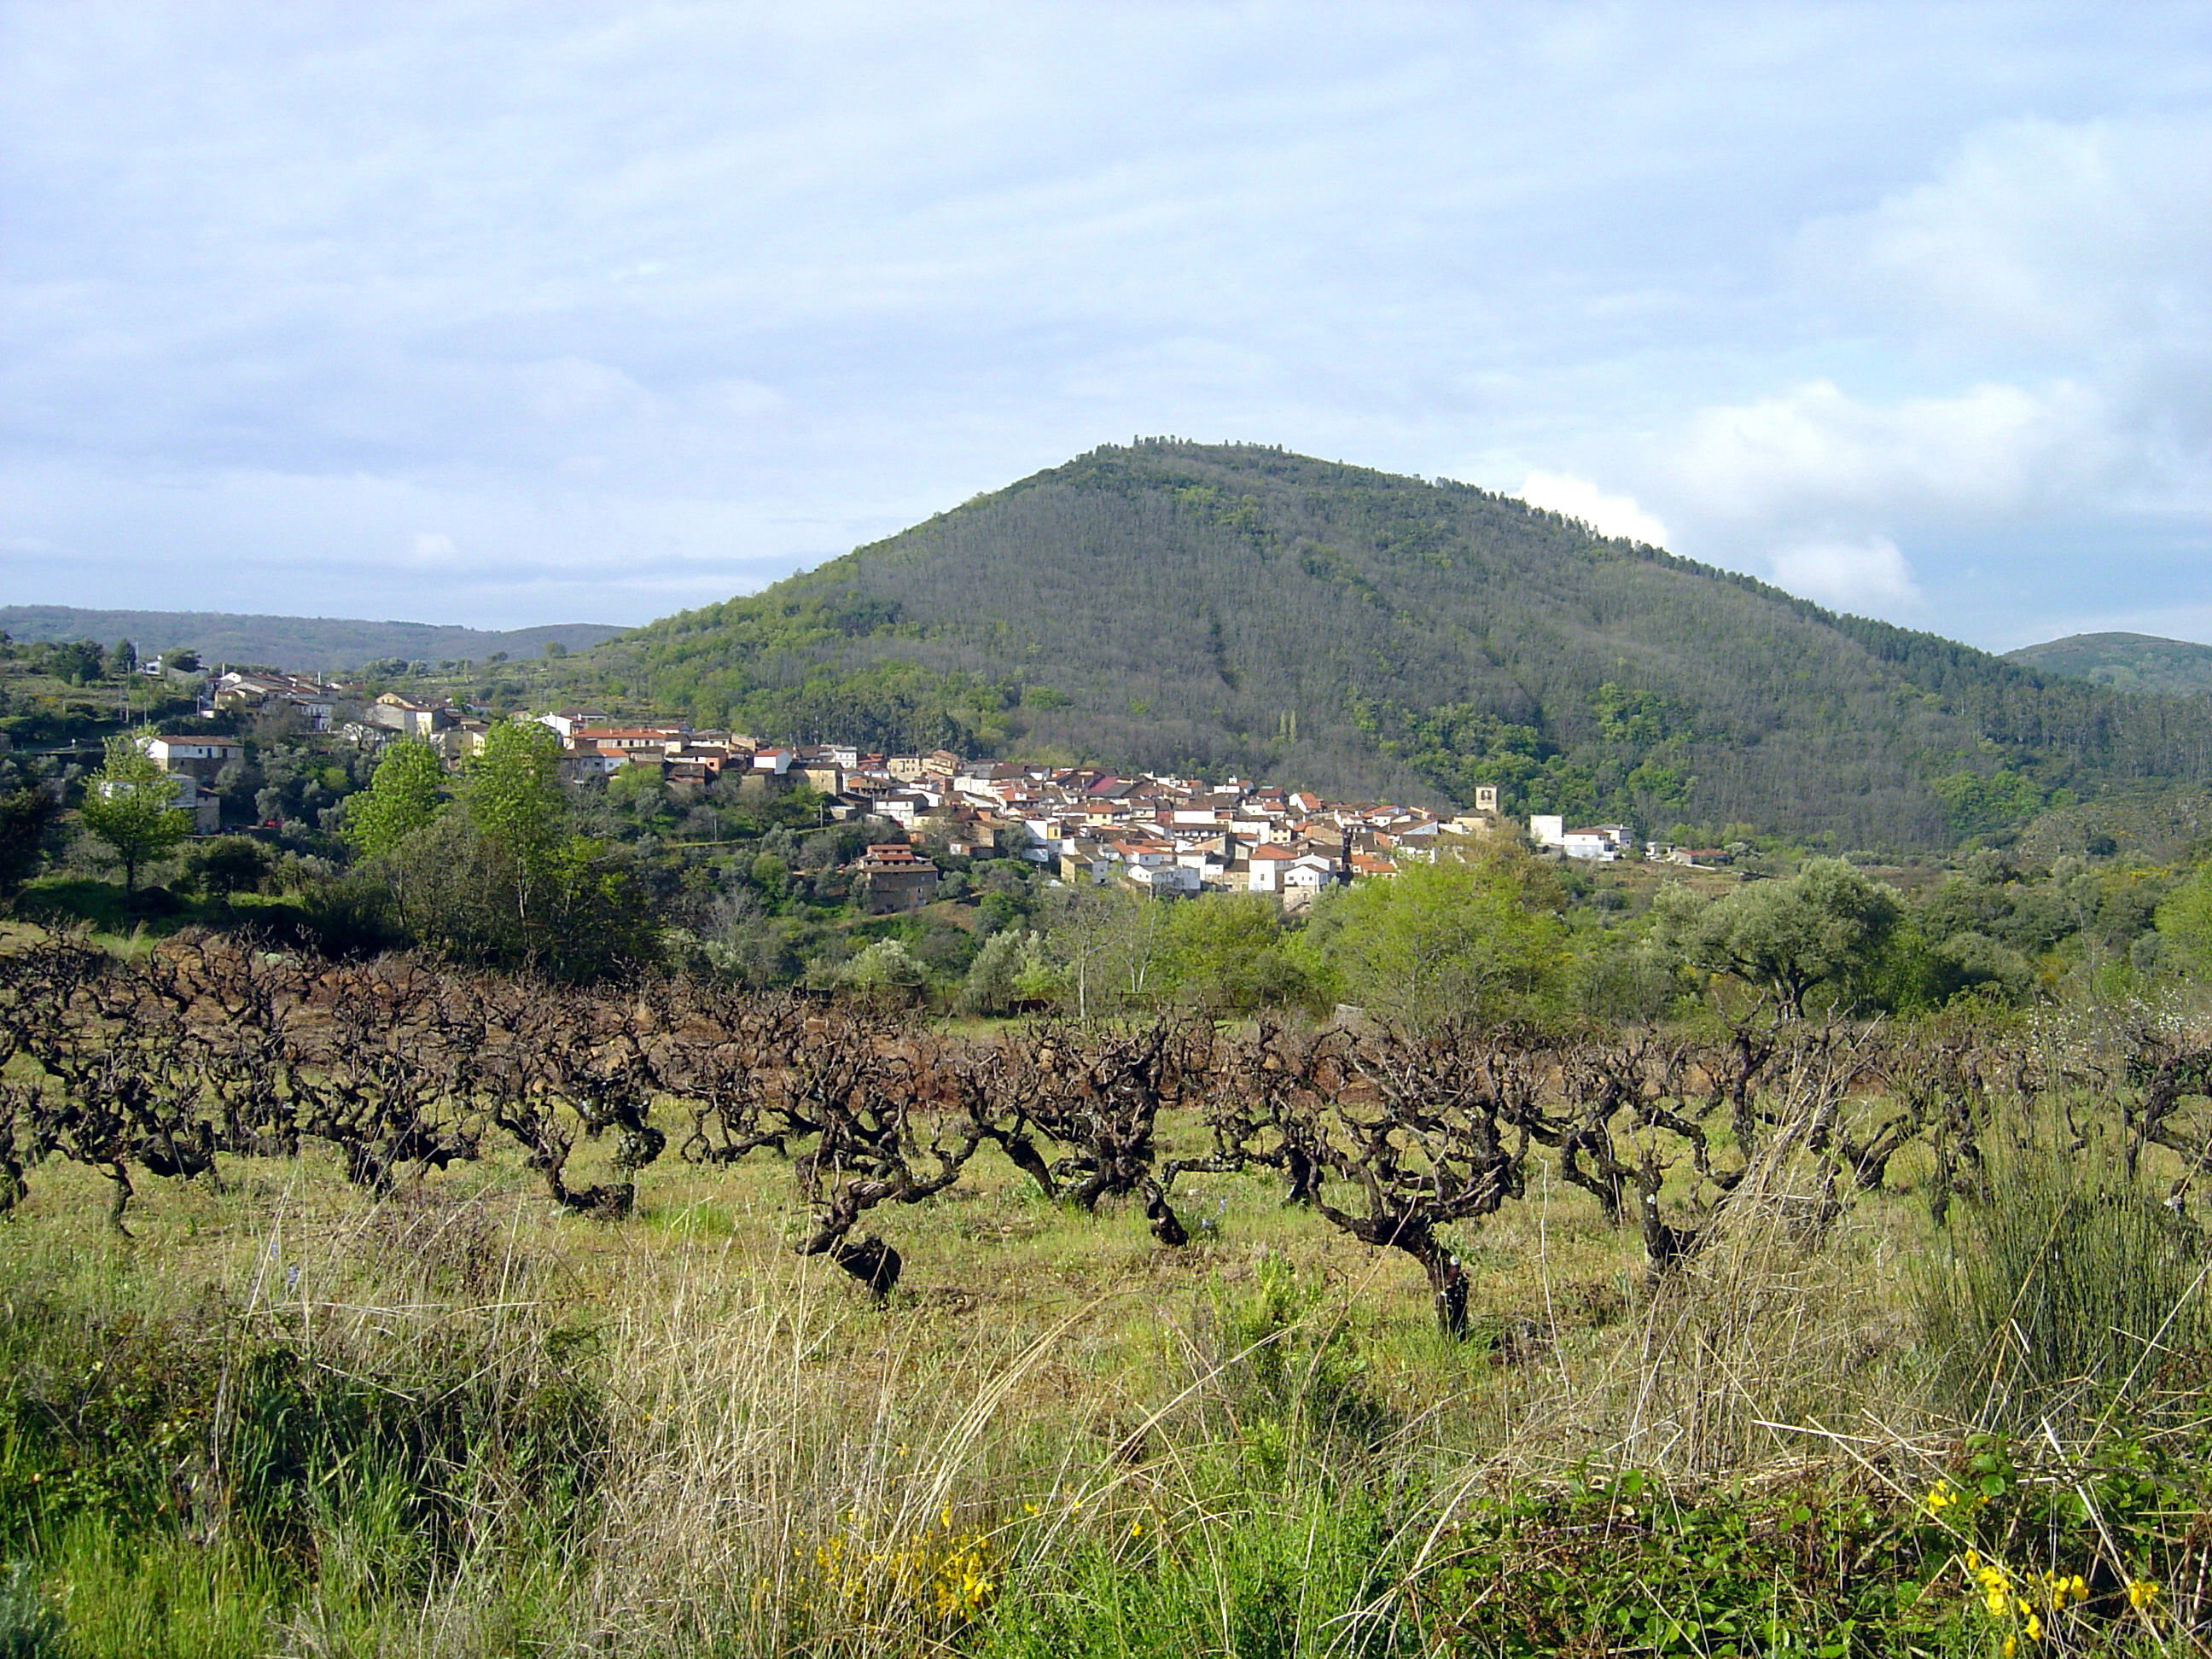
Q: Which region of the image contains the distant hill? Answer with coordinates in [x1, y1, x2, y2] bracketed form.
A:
[591, 439, 2212, 851]
[2005, 632, 2212, 698]
[0, 607, 624, 673]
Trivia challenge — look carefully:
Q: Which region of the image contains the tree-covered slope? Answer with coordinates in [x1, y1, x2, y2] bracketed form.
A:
[2006, 632, 2212, 698]
[598, 440, 2212, 849]
[0, 607, 623, 673]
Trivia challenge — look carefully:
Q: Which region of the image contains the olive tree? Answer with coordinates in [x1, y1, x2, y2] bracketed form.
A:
[1653, 857, 1901, 1017]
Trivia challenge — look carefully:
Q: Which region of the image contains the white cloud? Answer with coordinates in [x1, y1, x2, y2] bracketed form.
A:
[521, 358, 656, 423]
[1515, 469, 1670, 545]
[699, 378, 786, 420]
[1770, 535, 1921, 611]
[1797, 113, 2212, 358]
[407, 532, 457, 568]
[1675, 376, 2122, 525]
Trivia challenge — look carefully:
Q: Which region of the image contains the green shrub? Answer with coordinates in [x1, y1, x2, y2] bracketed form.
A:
[1919, 1128, 2211, 1430]
[0, 1560, 61, 1659]
[1208, 1254, 1397, 1481]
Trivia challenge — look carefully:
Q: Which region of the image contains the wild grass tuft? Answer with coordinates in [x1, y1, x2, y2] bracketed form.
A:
[1919, 1125, 2212, 1432]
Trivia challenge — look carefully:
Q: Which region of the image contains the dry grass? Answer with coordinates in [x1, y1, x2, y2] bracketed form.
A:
[3, 1096, 2147, 1657]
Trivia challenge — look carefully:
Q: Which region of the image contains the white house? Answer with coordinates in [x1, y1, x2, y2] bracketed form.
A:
[96, 771, 218, 835]
[1126, 863, 1201, 895]
[1561, 829, 1617, 862]
[142, 735, 243, 781]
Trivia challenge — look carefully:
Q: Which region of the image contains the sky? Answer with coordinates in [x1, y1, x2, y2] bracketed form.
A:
[3, 3, 2209, 651]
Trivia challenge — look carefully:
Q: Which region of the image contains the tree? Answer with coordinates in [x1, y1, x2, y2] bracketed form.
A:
[963, 927, 1050, 1014]
[112, 639, 137, 676]
[49, 640, 105, 686]
[79, 736, 190, 893]
[461, 721, 567, 923]
[1038, 882, 1173, 1017]
[362, 723, 655, 979]
[1296, 846, 1566, 1028]
[0, 784, 60, 898]
[1156, 892, 1305, 1014]
[2155, 862, 2212, 978]
[844, 937, 928, 1001]
[181, 835, 274, 898]
[165, 648, 201, 673]
[1653, 858, 1901, 1016]
[345, 741, 447, 859]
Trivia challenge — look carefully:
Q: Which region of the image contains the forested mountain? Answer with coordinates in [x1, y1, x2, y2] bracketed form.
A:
[0, 607, 622, 673]
[2006, 632, 2212, 698]
[598, 440, 2212, 850]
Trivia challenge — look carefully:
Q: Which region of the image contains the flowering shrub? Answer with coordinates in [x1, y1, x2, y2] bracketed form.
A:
[799, 1503, 997, 1637]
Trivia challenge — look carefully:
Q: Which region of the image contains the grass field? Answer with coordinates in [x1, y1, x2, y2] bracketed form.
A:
[5, 1074, 2209, 1659]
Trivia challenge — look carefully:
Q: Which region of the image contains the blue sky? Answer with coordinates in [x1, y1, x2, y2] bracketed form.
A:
[3, 3, 2208, 649]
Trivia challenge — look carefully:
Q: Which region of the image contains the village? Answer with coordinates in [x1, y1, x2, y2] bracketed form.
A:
[137, 669, 1728, 913]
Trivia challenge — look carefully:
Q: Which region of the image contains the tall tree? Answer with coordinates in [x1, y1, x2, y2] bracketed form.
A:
[345, 740, 447, 859]
[79, 735, 190, 894]
[460, 721, 567, 925]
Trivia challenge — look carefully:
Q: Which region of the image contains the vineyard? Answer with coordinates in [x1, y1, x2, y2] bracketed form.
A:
[4, 929, 2212, 1655]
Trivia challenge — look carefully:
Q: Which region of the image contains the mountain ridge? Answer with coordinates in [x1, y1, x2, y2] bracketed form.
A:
[584, 439, 2212, 849]
[0, 607, 624, 673]
[2005, 632, 2212, 698]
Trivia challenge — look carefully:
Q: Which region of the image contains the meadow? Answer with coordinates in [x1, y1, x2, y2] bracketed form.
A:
[2, 931, 2209, 1657]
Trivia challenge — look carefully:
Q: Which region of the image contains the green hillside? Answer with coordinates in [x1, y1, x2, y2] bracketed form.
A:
[0, 606, 623, 673]
[2005, 631, 2212, 697]
[594, 440, 2212, 849]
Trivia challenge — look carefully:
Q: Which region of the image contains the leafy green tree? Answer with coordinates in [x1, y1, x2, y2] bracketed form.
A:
[1156, 892, 1306, 1014]
[460, 721, 567, 923]
[844, 936, 928, 1001]
[354, 722, 657, 979]
[112, 639, 137, 675]
[49, 640, 105, 686]
[1652, 857, 1901, 1016]
[2154, 863, 2212, 978]
[963, 927, 1051, 1015]
[0, 784, 60, 898]
[79, 735, 190, 893]
[1295, 846, 1567, 1028]
[604, 761, 662, 809]
[345, 741, 446, 859]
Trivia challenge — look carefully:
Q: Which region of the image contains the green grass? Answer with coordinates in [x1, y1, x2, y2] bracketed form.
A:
[0, 1097, 2207, 1656]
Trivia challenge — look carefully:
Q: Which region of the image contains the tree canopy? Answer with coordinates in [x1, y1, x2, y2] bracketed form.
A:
[79, 734, 191, 893]
[1295, 844, 1567, 1028]
[345, 740, 446, 859]
[1652, 857, 1900, 1016]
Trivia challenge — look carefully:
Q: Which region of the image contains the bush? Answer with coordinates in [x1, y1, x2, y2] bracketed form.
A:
[1920, 1128, 2212, 1430]
[0, 1560, 61, 1658]
[179, 836, 273, 898]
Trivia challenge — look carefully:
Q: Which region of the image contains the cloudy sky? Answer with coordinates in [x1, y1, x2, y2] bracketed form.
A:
[3, 3, 2208, 649]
